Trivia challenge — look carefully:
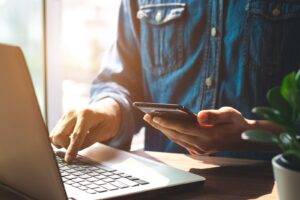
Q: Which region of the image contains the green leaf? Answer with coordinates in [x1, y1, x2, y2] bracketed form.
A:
[296, 90, 300, 112]
[281, 72, 297, 110]
[252, 107, 293, 130]
[241, 130, 279, 144]
[267, 86, 292, 121]
[283, 150, 300, 166]
[279, 133, 293, 151]
[295, 69, 300, 89]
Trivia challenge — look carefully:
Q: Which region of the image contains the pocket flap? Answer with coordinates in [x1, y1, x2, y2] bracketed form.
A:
[247, 0, 300, 20]
[137, 3, 186, 25]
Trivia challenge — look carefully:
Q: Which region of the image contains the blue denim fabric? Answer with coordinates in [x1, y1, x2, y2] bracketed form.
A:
[91, 0, 300, 160]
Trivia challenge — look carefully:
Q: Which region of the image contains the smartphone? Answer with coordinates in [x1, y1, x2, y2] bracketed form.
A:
[133, 102, 197, 123]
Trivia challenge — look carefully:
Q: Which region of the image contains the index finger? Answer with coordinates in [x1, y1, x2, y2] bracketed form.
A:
[65, 117, 89, 163]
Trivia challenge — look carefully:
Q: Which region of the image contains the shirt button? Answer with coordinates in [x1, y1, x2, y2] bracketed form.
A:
[137, 10, 146, 19]
[155, 11, 163, 23]
[272, 8, 281, 17]
[205, 77, 213, 88]
[211, 27, 217, 37]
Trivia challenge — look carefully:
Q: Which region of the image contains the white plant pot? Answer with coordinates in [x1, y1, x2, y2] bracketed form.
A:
[272, 154, 300, 200]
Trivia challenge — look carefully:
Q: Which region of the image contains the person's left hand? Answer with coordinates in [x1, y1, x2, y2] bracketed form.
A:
[143, 107, 256, 155]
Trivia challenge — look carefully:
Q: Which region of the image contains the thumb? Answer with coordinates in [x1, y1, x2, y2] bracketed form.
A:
[197, 107, 238, 125]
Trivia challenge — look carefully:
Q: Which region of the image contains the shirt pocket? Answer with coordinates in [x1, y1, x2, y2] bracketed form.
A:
[244, 0, 300, 105]
[137, 2, 186, 76]
[245, 0, 300, 70]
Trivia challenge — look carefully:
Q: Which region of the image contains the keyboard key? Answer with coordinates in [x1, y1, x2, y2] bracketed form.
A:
[90, 166, 99, 170]
[102, 171, 113, 175]
[66, 169, 77, 173]
[73, 171, 84, 176]
[103, 178, 114, 183]
[87, 177, 98, 182]
[87, 184, 99, 189]
[111, 181, 129, 189]
[86, 189, 97, 194]
[95, 169, 106, 173]
[61, 172, 68, 177]
[127, 176, 139, 181]
[81, 169, 92, 174]
[79, 181, 90, 186]
[78, 186, 88, 191]
[95, 187, 107, 193]
[88, 172, 99, 176]
[110, 175, 121, 179]
[61, 166, 70, 171]
[77, 166, 90, 171]
[95, 175, 106, 179]
[65, 175, 76, 180]
[71, 183, 81, 188]
[115, 171, 126, 175]
[81, 174, 91, 179]
[72, 178, 83, 183]
[117, 178, 139, 187]
[95, 180, 105, 185]
[119, 173, 131, 178]
[134, 179, 149, 185]
[102, 183, 118, 191]
[65, 180, 74, 185]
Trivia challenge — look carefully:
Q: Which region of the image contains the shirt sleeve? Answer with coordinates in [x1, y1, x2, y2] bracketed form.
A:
[89, 0, 144, 151]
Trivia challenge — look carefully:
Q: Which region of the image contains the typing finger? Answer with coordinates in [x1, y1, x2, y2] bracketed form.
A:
[65, 116, 89, 163]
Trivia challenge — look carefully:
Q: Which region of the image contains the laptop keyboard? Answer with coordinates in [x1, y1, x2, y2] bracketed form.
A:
[56, 152, 149, 195]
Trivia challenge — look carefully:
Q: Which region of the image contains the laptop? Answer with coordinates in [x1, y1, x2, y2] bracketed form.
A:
[0, 44, 205, 200]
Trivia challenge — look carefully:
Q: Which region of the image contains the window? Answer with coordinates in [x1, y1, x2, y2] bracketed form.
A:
[0, 0, 144, 150]
[61, 0, 144, 150]
[0, 0, 45, 117]
[62, 0, 121, 111]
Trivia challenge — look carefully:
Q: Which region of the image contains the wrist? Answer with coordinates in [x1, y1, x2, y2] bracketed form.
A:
[90, 97, 122, 139]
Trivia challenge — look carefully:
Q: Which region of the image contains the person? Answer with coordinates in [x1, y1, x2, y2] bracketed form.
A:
[50, 0, 300, 162]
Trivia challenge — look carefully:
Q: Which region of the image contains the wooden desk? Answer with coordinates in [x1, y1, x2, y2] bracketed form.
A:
[0, 150, 277, 200]
[134, 151, 277, 200]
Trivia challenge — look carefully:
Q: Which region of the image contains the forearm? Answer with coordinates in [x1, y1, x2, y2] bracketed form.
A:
[89, 97, 122, 139]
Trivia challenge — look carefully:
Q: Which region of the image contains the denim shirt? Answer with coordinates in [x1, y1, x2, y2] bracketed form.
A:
[90, 0, 300, 160]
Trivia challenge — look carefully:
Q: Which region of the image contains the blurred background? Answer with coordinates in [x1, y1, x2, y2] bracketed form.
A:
[0, 0, 144, 150]
[61, 0, 120, 111]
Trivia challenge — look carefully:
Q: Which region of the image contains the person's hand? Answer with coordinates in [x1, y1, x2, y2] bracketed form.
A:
[50, 98, 121, 162]
[143, 107, 257, 155]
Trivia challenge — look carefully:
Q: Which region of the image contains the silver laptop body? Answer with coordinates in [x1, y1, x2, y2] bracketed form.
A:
[0, 44, 205, 200]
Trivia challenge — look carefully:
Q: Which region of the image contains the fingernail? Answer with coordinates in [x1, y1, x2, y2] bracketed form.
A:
[65, 154, 72, 163]
[153, 117, 160, 124]
[143, 114, 151, 122]
[198, 112, 208, 123]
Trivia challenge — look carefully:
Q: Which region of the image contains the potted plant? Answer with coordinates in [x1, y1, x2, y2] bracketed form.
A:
[242, 70, 300, 200]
